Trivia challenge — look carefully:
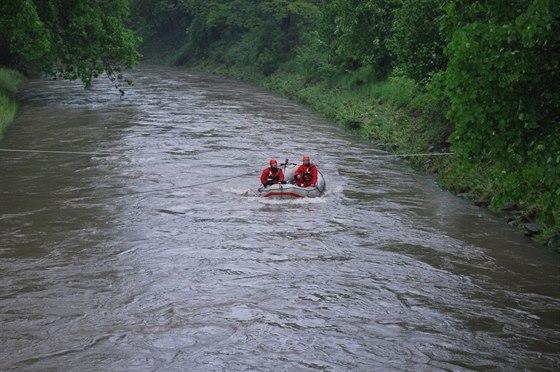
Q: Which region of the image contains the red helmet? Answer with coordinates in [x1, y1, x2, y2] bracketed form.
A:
[303, 155, 310, 161]
[269, 159, 278, 167]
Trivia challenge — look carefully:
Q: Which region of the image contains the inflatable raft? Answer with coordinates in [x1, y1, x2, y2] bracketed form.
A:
[258, 162, 326, 199]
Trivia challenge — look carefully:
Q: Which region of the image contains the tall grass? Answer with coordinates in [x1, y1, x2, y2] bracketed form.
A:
[0, 68, 25, 140]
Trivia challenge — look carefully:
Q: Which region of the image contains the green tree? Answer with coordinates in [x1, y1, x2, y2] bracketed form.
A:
[0, 0, 139, 92]
[323, 0, 401, 79]
[130, 0, 189, 37]
[253, 0, 321, 74]
[164, 0, 259, 63]
[443, 0, 559, 224]
[389, 0, 447, 83]
[157, 0, 320, 75]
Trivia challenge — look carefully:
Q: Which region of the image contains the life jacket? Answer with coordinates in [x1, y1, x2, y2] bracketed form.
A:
[266, 168, 281, 182]
[299, 165, 315, 182]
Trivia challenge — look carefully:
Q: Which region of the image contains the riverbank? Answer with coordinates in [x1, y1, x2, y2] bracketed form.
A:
[179, 61, 558, 251]
[0, 68, 25, 140]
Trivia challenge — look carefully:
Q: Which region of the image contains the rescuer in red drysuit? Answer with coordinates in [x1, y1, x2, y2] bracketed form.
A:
[294, 155, 318, 187]
[260, 159, 285, 187]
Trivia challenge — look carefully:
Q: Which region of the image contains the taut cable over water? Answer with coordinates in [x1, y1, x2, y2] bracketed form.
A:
[0, 147, 453, 198]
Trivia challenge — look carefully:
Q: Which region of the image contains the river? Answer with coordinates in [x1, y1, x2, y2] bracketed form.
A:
[1, 65, 559, 371]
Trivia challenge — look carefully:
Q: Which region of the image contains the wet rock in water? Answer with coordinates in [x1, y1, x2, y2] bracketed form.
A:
[523, 222, 541, 236]
[497, 202, 519, 219]
[474, 199, 490, 207]
[501, 202, 518, 212]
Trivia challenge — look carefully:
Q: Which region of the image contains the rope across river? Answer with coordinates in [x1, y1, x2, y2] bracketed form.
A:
[0, 147, 454, 199]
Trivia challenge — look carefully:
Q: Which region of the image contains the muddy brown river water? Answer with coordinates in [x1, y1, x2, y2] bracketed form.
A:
[1, 65, 559, 371]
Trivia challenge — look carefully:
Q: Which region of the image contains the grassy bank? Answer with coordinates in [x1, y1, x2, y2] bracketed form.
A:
[0, 68, 25, 140]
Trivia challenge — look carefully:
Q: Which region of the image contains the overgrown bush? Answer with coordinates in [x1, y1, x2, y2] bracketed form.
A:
[0, 68, 25, 139]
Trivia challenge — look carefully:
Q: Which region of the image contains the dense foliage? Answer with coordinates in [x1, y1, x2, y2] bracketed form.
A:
[388, 0, 447, 83]
[0, 0, 140, 92]
[133, 0, 322, 74]
[442, 0, 559, 232]
[324, 0, 400, 79]
[0, 68, 25, 140]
